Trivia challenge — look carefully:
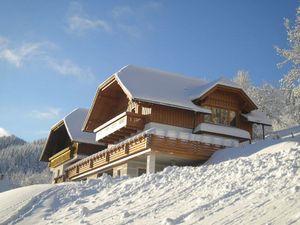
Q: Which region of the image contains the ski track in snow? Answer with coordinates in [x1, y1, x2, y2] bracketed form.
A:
[0, 135, 300, 225]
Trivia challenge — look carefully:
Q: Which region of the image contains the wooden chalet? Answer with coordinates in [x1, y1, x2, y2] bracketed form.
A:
[41, 65, 272, 182]
[57, 65, 271, 181]
[40, 108, 105, 183]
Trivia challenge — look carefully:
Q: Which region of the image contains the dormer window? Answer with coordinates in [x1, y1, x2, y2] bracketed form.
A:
[204, 107, 237, 127]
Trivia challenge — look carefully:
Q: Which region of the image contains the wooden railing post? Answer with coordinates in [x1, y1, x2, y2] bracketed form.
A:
[125, 143, 129, 154]
[106, 152, 110, 162]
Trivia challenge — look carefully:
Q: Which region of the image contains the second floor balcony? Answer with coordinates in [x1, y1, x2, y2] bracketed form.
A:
[49, 146, 74, 168]
[94, 112, 145, 144]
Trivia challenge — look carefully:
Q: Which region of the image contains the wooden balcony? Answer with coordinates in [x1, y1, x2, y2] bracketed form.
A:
[49, 147, 74, 168]
[94, 112, 145, 144]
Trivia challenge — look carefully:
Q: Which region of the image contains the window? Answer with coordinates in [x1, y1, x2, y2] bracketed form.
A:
[127, 101, 138, 113]
[138, 168, 146, 176]
[229, 111, 237, 126]
[142, 106, 152, 115]
[204, 107, 237, 127]
[98, 169, 113, 178]
[117, 169, 121, 177]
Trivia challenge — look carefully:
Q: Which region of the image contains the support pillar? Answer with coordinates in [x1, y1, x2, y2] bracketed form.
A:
[146, 151, 156, 174]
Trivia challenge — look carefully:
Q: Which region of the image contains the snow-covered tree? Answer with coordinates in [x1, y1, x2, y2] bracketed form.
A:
[0, 137, 51, 186]
[275, 5, 300, 125]
[234, 70, 251, 91]
[233, 71, 287, 137]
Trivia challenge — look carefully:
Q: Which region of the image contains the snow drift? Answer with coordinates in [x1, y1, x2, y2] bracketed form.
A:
[0, 127, 299, 225]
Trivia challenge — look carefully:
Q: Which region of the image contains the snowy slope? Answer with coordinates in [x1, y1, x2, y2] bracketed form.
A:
[0, 128, 299, 225]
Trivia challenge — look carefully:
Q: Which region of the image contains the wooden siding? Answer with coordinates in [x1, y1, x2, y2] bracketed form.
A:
[49, 142, 104, 168]
[150, 105, 195, 128]
[201, 90, 240, 111]
[85, 79, 129, 132]
[66, 136, 149, 179]
[49, 146, 73, 168]
[195, 88, 254, 133]
[196, 85, 257, 113]
[239, 116, 253, 138]
[150, 135, 220, 160]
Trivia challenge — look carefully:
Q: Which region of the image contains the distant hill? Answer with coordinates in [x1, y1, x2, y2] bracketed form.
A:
[0, 135, 26, 151]
[0, 136, 51, 191]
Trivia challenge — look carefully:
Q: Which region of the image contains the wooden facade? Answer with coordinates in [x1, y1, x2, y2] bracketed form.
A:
[48, 141, 102, 169]
[196, 86, 256, 138]
[65, 134, 222, 180]
[150, 104, 196, 129]
[42, 66, 265, 183]
[67, 135, 150, 179]
[85, 80, 257, 145]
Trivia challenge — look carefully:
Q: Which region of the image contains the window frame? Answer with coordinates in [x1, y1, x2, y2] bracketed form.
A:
[204, 106, 237, 127]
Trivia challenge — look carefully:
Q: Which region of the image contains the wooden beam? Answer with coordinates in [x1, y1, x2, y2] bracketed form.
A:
[101, 77, 116, 91]
[115, 129, 134, 136]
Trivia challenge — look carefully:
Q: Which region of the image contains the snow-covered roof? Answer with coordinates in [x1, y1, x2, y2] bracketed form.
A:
[113, 65, 211, 113]
[241, 110, 272, 126]
[190, 77, 243, 100]
[194, 122, 251, 140]
[52, 108, 100, 144]
[40, 108, 103, 161]
[83, 65, 258, 131]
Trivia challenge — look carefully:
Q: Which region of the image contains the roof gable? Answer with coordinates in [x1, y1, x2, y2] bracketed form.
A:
[191, 78, 258, 112]
[190, 78, 242, 100]
[114, 65, 210, 112]
[83, 65, 259, 131]
[40, 108, 101, 161]
[62, 108, 99, 144]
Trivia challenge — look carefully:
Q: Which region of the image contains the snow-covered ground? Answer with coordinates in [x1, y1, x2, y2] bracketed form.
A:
[0, 126, 299, 225]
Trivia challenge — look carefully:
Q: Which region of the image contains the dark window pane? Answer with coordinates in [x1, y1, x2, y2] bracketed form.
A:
[229, 111, 236, 126]
[204, 114, 211, 122]
[138, 168, 146, 176]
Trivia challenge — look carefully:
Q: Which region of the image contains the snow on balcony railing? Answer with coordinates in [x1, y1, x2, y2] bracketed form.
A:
[95, 113, 127, 142]
[94, 112, 145, 142]
[67, 128, 239, 171]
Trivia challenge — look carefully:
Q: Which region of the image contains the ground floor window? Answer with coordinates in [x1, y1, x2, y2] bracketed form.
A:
[138, 168, 146, 176]
[97, 169, 113, 178]
[117, 169, 121, 177]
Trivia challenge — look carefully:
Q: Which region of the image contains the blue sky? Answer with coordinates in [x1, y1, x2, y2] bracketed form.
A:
[0, 0, 297, 141]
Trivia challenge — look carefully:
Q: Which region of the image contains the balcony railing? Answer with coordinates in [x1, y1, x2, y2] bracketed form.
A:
[49, 147, 73, 168]
[94, 112, 145, 144]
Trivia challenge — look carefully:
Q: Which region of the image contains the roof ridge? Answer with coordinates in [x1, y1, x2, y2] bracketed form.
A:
[118, 64, 207, 83]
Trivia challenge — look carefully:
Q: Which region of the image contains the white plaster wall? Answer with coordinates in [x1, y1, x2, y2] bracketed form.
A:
[86, 173, 98, 180]
[126, 160, 169, 177]
[113, 163, 128, 177]
[127, 161, 147, 177]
